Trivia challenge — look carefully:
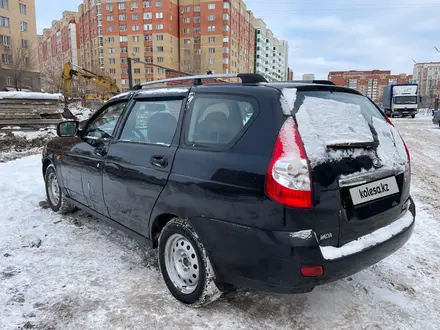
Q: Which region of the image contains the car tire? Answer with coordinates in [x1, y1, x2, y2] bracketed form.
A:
[158, 218, 222, 307]
[44, 164, 75, 214]
[411, 115, 415, 118]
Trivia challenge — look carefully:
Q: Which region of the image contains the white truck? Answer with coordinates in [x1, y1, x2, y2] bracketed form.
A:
[382, 84, 419, 118]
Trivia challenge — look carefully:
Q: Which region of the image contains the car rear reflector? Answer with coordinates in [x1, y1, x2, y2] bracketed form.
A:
[265, 117, 313, 209]
[300, 266, 324, 277]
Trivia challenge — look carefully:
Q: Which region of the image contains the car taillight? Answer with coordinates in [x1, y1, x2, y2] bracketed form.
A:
[384, 115, 411, 166]
[265, 117, 312, 209]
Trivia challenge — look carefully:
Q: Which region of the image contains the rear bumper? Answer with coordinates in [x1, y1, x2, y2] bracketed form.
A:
[189, 197, 415, 294]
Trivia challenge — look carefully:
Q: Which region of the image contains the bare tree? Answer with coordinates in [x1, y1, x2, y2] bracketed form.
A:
[40, 64, 64, 94]
[9, 40, 37, 91]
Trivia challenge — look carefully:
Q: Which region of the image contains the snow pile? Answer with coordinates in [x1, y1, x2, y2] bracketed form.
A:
[67, 102, 94, 121]
[0, 92, 63, 101]
[295, 97, 374, 166]
[418, 108, 433, 116]
[320, 208, 414, 260]
[11, 129, 56, 140]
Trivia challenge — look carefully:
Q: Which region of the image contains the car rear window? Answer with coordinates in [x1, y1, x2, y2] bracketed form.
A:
[293, 90, 385, 124]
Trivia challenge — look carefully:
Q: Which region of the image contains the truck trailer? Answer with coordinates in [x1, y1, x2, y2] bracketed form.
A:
[382, 84, 419, 118]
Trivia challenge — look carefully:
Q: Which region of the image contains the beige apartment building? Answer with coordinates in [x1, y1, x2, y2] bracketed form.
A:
[39, 0, 258, 92]
[0, 0, 40, 90]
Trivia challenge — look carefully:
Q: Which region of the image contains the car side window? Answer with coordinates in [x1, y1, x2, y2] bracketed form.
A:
[86, 101, 127, 139]
[119, 98, 183, 146]
[185, 94, 256, 147]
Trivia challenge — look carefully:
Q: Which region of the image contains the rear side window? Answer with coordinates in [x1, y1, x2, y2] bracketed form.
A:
[119, 98, 183, 146]
[185, 94, 256, 147]
[294, 91, 385, 123]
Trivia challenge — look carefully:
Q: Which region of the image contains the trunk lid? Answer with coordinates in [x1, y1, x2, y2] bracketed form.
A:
[284, 88, 410, 247]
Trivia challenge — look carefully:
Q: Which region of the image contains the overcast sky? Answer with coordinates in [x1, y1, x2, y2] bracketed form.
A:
[35, 0, 440, 79]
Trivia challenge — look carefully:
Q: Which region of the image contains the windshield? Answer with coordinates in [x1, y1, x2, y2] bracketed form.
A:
[394, 96, 417, 104]
[294, 90, 385, 123]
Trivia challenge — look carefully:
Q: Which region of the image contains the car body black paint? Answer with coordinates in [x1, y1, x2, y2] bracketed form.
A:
[42, 82, 415, 294]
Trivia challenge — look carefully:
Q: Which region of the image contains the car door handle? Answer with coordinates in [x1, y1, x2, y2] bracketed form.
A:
[150, 155, 168, 167]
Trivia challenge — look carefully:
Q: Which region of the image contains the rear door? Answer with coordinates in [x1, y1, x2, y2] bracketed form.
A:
[102, 91, 187, 236]
[288, 88, 410, 247]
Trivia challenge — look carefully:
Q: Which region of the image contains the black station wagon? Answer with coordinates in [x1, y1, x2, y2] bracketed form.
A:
[42, 74, 416, 307]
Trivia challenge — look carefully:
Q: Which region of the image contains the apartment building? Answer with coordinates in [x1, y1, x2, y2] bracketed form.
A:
[412, 62, 440, 98]
[287, 67, 293, 80]
[302, 73, 315, 80]
[0, 0, 40, 90]
[39, 0, 257, 92]
[328, 70, 413, 102]
[253, 18, 288, 82]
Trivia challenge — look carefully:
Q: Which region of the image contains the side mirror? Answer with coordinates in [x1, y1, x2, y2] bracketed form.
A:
[57, 121, 79, 137]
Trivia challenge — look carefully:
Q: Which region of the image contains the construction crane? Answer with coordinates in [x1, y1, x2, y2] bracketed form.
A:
[62, 62, 120, 99]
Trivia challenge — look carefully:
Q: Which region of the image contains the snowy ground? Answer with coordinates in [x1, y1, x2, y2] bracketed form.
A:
[1, 115, 440, 330]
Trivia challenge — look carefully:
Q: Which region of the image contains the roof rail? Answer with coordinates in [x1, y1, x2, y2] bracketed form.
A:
[131, 73, 268, 90]
[285, 80, 336, 86]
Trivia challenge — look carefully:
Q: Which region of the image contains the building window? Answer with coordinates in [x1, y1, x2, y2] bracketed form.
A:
[144, 24, 152, 30]
[156, 1, 162, 7]
[194, 38, 200, 44]
[108, 48, 115, 54]
[158, 68, 165, 74]
[120, 47, 128, 53]
[184, 17, 190, 23]
[131, 2, 138, 9]
[208, 48, 215, 54]
[133, 36, 140, 42]
[121, 58, 128, 64]
[183, 49, 190, 55]
[156, 12, 163, 18]
[194, 49, 201, 55]
[106, 4, 113, 10]
[183, 6, 190, 12]
[208, 26, 215, 32]
[194, 27, 200, 34]
[132, 25, 139, 31]
[5, 76, 13, 85]
[108, 26, 113, 32]
[2, 54, 12, 64]
[223, 14, 229, 20]
[0, 0, 7, 9]
[132, 14, 138, 20]
[20, 4, 27, 14]
[119, 14, 126, 20]
[109, 68, 116, 74]
[224, 1, 230, 9]
[223, 47, 229, 53]
[144, 34, 152, 41]
[208, 58, 214, 64]
[156, 24, 163, 30]
[156, 46, 164, 52]
[184, 28, 190, 34]
[22, 39, 28, 48]
[157, 57, 164, 63]
[109, 58, 116, 64]
[145, 67, 153, 74]
[0, 35, 11, 46]
[20, 21, 28, 32]
[208, 37, 215, 43]
[134, 68, 141, 74]
[107, 15, 113, 21]
[223, 25, 230, 31]
[118, 3, 125, 9]
[156, 34, 163, 41]
[208, 3, 215, 9]
[183, 39, 190, 45]
[143, 12, 152, 19]
[194, 17, 200, 23]
[120, 36, 128, 42]
[223, 58, 229, 64]
[120, 25, 127, 32]
[208, 15, 215, 21]
[143, 1, 151, 8]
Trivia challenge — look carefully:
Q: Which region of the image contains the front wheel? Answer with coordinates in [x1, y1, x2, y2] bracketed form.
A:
[158, 218, 222, 307]
[44, 165, 75, 214]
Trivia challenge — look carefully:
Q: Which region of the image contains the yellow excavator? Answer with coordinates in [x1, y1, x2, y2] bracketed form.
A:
[62, 62, 120, 100]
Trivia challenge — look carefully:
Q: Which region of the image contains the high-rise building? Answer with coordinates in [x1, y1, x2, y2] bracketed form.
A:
[0, 0, 40, 90]
[287, 68, 293, 80]
[328, 70, 413, 102]
[39, 0, 257, 92]
[412, 62, 440, 98]
[253, 18, 288, 82]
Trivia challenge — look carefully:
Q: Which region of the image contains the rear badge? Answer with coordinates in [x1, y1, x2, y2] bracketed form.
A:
[320, 233, 333, 241]
[372, 158, 383, 168]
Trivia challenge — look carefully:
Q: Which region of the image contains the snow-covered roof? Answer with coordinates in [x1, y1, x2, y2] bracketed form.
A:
[0, 92, 64, 100]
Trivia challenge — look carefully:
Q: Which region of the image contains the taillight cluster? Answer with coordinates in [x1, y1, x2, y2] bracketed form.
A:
[265, 117, 313, 209]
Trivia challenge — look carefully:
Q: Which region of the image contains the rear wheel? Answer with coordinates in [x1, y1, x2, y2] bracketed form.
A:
[158, 218, 222, 307]
[411, 114, 415, 118]
[44, 165, 75, 214]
